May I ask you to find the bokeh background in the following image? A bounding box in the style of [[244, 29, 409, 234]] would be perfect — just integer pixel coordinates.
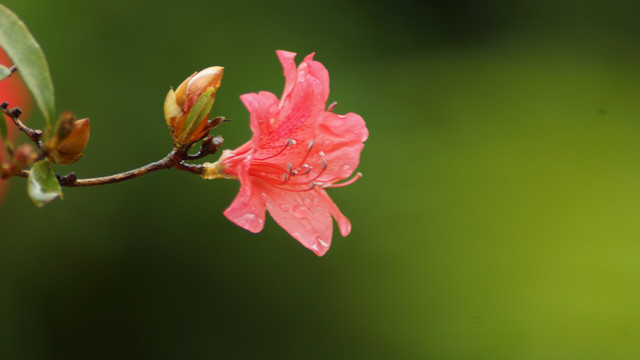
[[2, 0, 640, 358]]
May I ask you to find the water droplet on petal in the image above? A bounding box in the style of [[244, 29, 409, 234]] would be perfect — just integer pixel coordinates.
[[304, 198, 312, 208], [317, 238, 329, 248], [279, 203, 291, 212], [293, 205, 308, 219], [342, 165, 352, 173], [313, 198, 320, 206], [239, 213, 260, 225]]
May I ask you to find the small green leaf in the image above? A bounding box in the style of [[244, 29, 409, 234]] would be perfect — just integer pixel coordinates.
[[27, 160, 62, 207], [179, 87, 215, 144], [0, 65, 11, 80], [0, 4, 55, 130]]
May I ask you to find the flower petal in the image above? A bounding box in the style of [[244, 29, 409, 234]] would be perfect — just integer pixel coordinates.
[[271, 51, 329, 139], [276, 50, 298, 104], [223, 159, 267, 233], [300, 52, 330, 105], [314, 188, 352, 237], [240, 91, 280, 146], [316, 111, 369, 183], [264, 187, 336, 256]]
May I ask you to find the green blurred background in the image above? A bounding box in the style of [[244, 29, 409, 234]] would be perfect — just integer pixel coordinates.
[[2, 0, 640, 358]]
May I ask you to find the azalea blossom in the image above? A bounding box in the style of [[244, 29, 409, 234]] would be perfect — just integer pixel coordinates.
[[203, 50, 368, 256]]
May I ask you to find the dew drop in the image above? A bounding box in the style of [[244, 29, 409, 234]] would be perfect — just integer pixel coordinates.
[[317, 238, 329, 248], [279, 203, 291, 212], [239, 213, 261, 225], [313, 198, 320, 206], [293, 205, 308, 219], [304, 198, 312, 208], [342, 165, 352, 173]]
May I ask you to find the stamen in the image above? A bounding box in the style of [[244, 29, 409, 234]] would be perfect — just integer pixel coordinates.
[[279, 162, 293, 184], [267, 182, 319, 193], [323, 172, 362, 189], [278, 160, 327, 187], [327, 101, 338, 112], [297, 140, 315, 167], [301, 160, 326, 183], [254, 138, 295, 160]]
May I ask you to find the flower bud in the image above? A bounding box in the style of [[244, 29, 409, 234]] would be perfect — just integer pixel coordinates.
[[52, 111, 75, 143], [47, 117, 90, 165], [12, 144, 37, 171], [164, 66, 224, 147]]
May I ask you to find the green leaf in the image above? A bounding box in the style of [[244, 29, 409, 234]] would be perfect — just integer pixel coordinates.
[[27, 160, 62, 207], [0, 64, 11, 80], [0, 4, 55, 130], [179, 87, 215, 145]]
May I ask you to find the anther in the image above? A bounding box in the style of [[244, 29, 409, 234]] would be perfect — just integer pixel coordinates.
[[297, 140, 315, 167]]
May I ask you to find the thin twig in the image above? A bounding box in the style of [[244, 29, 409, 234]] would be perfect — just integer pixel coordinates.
[[14, 147, 208, 186], [186, 135, 223, 161], [2, 100, 219, 187], [0, 102, 44, 148], [58, 149, 180, 187]]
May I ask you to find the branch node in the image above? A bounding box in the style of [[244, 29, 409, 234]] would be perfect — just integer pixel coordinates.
[[57, 172, 77, 186]]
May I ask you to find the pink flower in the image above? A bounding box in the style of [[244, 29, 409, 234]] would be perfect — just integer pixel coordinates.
[[204, 50, 368, 256]]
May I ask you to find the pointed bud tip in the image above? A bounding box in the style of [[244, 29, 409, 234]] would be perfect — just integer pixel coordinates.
[[48, 118, 91, 165], [186, 66, 224, 102]]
